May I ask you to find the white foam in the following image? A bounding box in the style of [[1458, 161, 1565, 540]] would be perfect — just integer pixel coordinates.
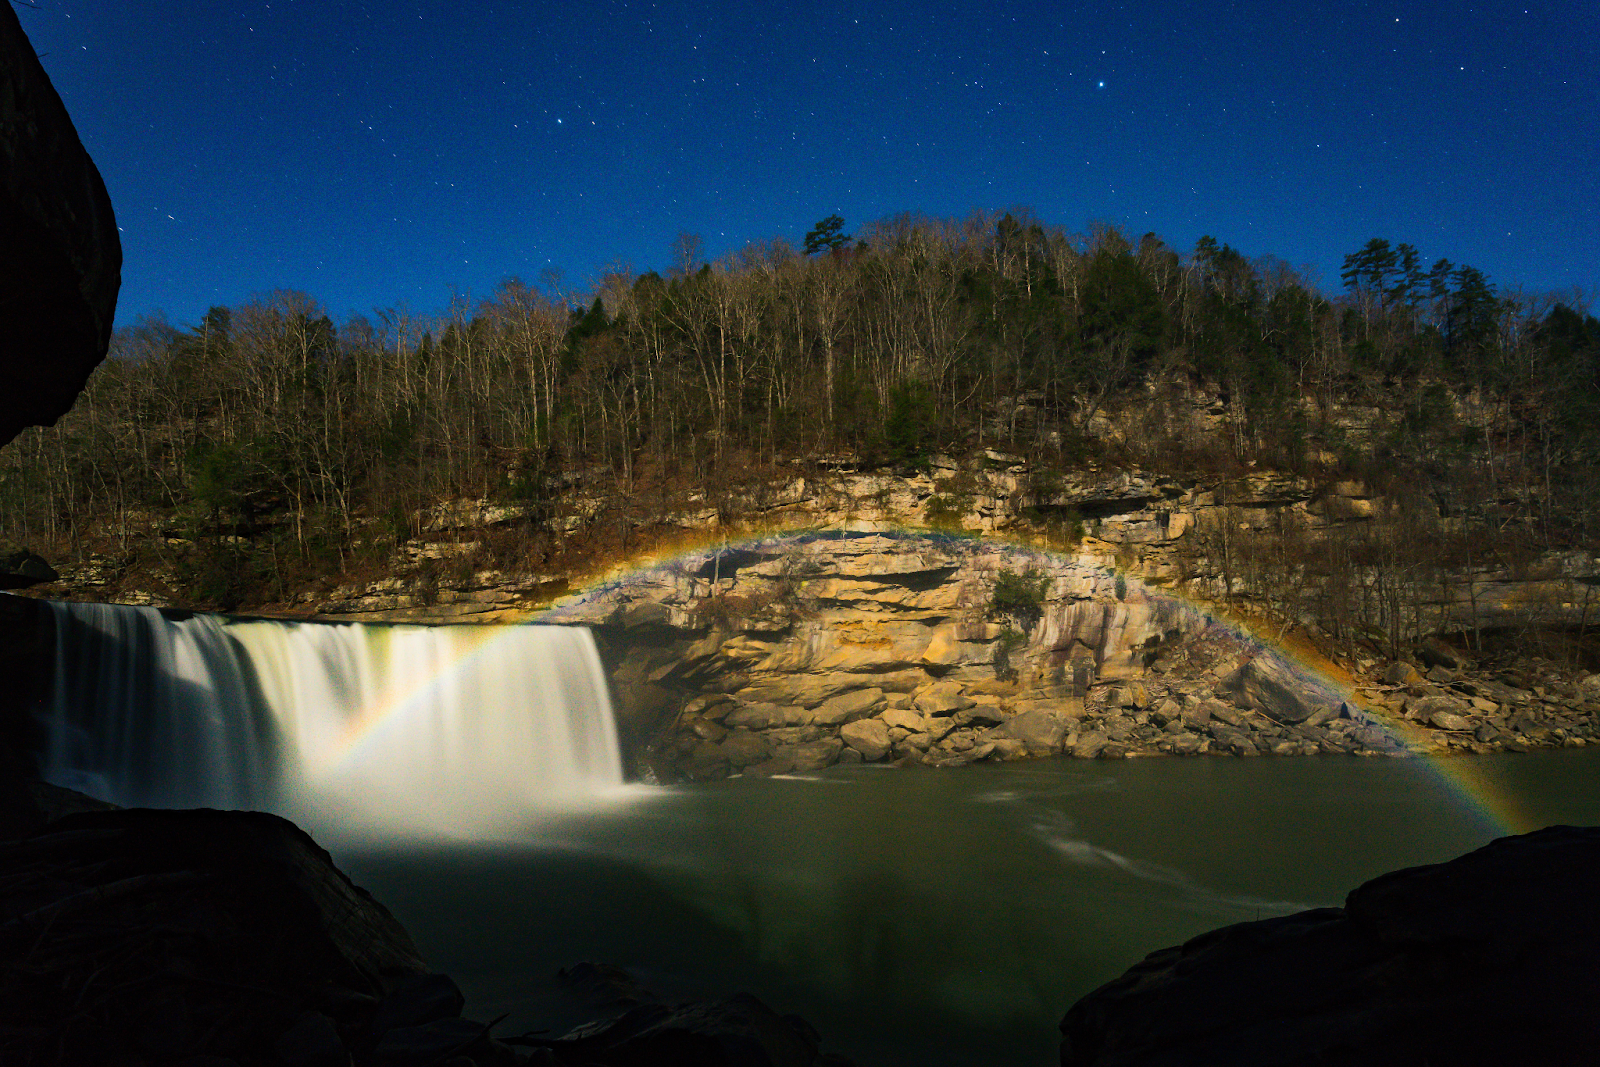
[[40, 602, 625, 839]]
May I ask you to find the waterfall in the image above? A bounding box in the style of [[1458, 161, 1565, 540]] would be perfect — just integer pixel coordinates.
[[39, 601, 624, 838]]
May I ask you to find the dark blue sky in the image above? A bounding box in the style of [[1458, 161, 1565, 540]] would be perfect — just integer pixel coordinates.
[[20, 0, 1599, 329]]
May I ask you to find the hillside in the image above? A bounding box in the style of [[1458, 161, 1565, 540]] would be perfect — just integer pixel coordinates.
[[2, 213, 1596, 658]]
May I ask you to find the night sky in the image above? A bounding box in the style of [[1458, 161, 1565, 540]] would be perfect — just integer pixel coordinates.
[[18, 0, 1599, 330]]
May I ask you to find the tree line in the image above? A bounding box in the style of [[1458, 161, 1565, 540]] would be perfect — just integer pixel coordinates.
[[0, 210, 1594, 610]]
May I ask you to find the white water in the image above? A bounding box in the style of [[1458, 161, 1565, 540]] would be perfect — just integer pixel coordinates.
[[40, 601, 624, 838]]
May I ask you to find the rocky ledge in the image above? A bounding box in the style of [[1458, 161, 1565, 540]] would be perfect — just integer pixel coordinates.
[[540, 532, 1600, 781], [1060, 825, 1600, 1066]]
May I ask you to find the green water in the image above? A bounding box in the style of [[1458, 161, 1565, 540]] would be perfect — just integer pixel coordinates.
[[337, 749, 1600, 1066]]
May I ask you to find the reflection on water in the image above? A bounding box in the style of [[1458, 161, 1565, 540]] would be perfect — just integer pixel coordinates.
[[335, 750, 1600, 1067]]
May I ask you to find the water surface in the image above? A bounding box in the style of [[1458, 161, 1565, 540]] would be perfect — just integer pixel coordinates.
[[337, 750, 1600, 1066]]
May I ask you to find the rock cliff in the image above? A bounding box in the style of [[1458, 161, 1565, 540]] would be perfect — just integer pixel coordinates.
[[531, 531, 1600, 780]]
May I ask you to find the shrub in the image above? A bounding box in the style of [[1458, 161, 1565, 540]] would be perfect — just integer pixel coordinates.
[[924, 494, 970, 532], [990, 568, 1051, 625]]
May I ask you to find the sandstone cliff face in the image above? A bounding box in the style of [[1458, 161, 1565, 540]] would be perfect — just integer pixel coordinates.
[[523, 531, 1599, 780], [539, 531, 1206, 777]]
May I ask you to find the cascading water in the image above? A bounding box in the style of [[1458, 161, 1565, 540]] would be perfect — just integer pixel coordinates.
[[38, 601, 624, 838]]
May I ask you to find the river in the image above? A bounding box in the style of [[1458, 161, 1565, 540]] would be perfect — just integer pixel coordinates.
[[335, 748, 1600, 1066]]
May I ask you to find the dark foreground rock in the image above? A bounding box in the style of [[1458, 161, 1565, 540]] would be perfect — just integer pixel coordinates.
[[0, 802, 849, 1067], [0, 807, 427, 1065], [515, 962, 852, 1067], [1060, 825, 1600, 1066], [0, 4, 122, 447]]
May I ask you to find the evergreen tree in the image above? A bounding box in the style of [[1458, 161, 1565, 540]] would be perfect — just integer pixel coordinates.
[[803, 215, 851, 256]]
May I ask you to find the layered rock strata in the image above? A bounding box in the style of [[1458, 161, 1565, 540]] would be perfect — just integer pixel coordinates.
[[542, 532, 1600, 781]]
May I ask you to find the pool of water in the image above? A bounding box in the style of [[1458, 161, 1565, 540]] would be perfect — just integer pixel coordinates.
[[334, 749, 1600, 1066]]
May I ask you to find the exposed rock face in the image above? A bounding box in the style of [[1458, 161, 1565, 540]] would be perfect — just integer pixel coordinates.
[[526, 530, 1596, 780], [548, 532, 1215, 778], [485, 529, 1600, 781], [0, 6, 121, 446], [1059, 825, 1600, 1067]]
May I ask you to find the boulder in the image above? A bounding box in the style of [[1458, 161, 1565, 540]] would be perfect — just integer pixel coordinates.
[[744, 756, 797, 777], [914, 680, 975, 714], [990, 737, 1027, 760], [1302, 704, 1341, 728], [1417, 638, 1471, 671], [369, 972, 465, 1035], [1203, 700, 1245, 727], [765, 726, 824, 744], [275, 1010, 348, 1067], [1168, 734, 1205, 756], [1383, 661, 1424, 687], [723, 702, 783, 730], [0, 6, 122, 446], [954, 701, 1007, 728], [810, 687, 885, 726], [839, 718, 891, 761], [683, 741, 731, 780], [1070, 730, 1109, 759], [1216, 653, 1339, 725], [533, 989, 834, 1066], [1060, 826, 1600, 1067], [1122, 682, 1149, 708], [1148, 698, 1182, 727], [1210, 728, 1259, 756], [689, 718, 728, 741], [882, 707, 925, 732], [900, 732, 934, 752], [372, 1016, 501, 1065], [719, 730, 772, 768], [1414, 695, 1471, 732], [1000, 708, 1070, 754], [779, 738, 844, 771], [0, 548, 57, 590]]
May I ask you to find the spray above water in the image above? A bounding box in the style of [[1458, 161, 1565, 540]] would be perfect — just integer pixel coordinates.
[[39, 602, 625, 840]]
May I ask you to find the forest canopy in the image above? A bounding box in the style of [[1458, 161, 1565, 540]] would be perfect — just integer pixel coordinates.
[[3, 210, 1595, 607]]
